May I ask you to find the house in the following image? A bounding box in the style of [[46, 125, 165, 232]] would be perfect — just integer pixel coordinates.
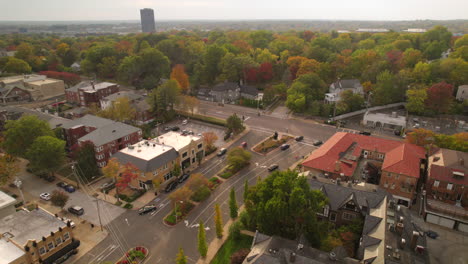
[[0, 75, 65, 101], [456, 85, 468, 101], [99, 91, 144, 110], [243, 231, 358, 264], [196, 88, 213, 101], [70, 62, 81, 72], [0, 84, 32, 103], [363, 111, 406, 131], [302, 132, 426, 207], [0, 207, 80, 264], [65, 81, 119, 107], [325, 79, 363, 104], [210, 81, 240, 103], [156, 131, 204, 172], [423, 149, 468, 231], [99, 91, 154, 124], [0, 106, 70, 131], [0, 191, 16, 219], [60, 115, 142, 167], [240, 84, 259, 100], [112, 139, 180, 190]]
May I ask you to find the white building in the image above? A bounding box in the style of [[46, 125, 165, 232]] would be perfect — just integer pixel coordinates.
[[363, 111, 407, 130], [157, 131, 204, 172], [325, 79, 364, 104]]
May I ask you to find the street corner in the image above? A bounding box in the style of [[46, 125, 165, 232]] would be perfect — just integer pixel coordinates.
[[66, 222, 110, 262]]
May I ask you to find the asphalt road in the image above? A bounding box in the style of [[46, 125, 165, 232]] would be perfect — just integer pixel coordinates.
[[75, 102, 342, 264]]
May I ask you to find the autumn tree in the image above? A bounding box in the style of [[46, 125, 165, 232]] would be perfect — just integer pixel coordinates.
[[229, 188, 238, 219], [51, 190, 69, 210], [102, 158, 123, 198], [176, 247, 187, 264], [169, 186, 193, 205], [425, 82, 454, 114], [27, 136, 66, 176], [3, 57, 31, 73], [116, 163, 139, 192], [214, 203, 224, 238], [198, 220, 208, 258], [406, 129, 436, 146], [406, 88, 427, 115], [185, 173, 209, 192], [0, 154, 19, 186], [170, 64, 190, 94], [98, 97, 136, 122], [227, 147, 252, 171], [202, 132, 218, 152], [178, 96, 199, 116]]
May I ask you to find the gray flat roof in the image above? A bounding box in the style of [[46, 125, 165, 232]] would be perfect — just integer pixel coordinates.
[[0, 238, 25, 264], [0, 191, 16, 210], [78, 122, 141, 146], [0, 208, 66, 246], [60, 114, 114, 129]]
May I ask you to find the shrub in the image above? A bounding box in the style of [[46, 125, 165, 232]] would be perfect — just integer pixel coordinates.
[[229, 221, 242, 241], [165, 213, 176, 225], [220, 171, 233, 179], [191, 186, 211, 202], [123, 203, 133, 209], [128, 249, 145, 261], [115, 201, 122, 206]]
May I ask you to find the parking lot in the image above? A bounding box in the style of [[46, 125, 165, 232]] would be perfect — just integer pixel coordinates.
[[154, 118, 226, 148]]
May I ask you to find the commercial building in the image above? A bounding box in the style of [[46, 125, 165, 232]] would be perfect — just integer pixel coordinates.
[[0, 207, 79, 264], [65, 81, 119, 107], [363, 111, 407, 131], [140, 8, 156, 33], [0, 75, 65, 101], [0, 190, 16, 220], [156, 131, 204, 172], [302, 132, 426, 207]]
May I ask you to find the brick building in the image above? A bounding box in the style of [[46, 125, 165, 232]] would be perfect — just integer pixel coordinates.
[[0, 75, 65, 101], [61, 115, 142, 167], [65, 81, 119, 107], [302, 132, 425, 207]]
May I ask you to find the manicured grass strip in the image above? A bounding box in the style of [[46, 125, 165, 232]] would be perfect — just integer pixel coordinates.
[[177, 111, 227, 127], [210, 234, 252, 264]]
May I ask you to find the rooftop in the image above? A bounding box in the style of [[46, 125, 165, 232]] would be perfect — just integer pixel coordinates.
[[0, 208, 66, 246], [156, 131, 201, 152], [78, 121, 141, 146], [67, 81, 117, 93], [102, 91, 143, 102], [0, 106, 70, 129], [112, 139, 179, 172], [0, 191, 16, 210], [60, 114, 114, 130], [0, 238, 25, 264], [26, 78, 63, 86]]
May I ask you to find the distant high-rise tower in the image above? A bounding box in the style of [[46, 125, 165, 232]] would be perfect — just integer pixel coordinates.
[[140, 8, 156, 33]]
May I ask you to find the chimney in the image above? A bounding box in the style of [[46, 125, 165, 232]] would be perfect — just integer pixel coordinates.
[[334, 161, 341, 172], [289, 252, 296, 263], [392, 112, 397, 118]]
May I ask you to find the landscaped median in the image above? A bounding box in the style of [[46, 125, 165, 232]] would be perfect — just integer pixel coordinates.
[[252, 134, 293, 155], [177, 110, 227, 127], [115, 246, 149, 264]]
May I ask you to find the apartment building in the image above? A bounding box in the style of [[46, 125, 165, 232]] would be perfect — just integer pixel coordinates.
[[65, 81, 119, 107]]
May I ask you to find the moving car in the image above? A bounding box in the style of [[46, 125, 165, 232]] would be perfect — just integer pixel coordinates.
[[313, 140, 323, 146], [40, 192, 51, 201], [268, 164, 279, 172], [164, 181, 178, 193], [56, 182, 67, 188], [64, 185, 76, 193], [138, 205, 158, 215], [178, 173, 190, 183], [280, 144, 290, 150], [240, 142, 248, 148], [217, 148, 227, 157], [68, 206, 84, 216], [295, 136, 304, 141]]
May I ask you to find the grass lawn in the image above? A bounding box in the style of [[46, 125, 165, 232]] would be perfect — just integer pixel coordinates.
[[210, 234, 252, 264]]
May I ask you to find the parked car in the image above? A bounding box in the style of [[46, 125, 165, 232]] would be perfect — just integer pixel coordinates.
[[164, 181, 178, 193], [64, 185, 76, 193], [313, 140, 323, 146], [60, 217, 76, 228], [44, 175, 56, 182], [40, 192, 51, 201], [217, 148, 227, 157], [359, 131, 371, 136], [394, 130, 401, 136], [182, 120, 188, 125], [68, 206, 84, 216], [295, 136, 304, 141], [280, 144, 290, 150], [178, 174, 190, 183], [56, 182, 67, 188], [425, 230, 439, 239], [188, 131, 194, 135], [100, 181, 115, 192], [171, 126, 180, 131], [138, 205, 158, 215], [241, 142, 248, 148], [268, 164, 279, 172], [164, 126, 171, 131]]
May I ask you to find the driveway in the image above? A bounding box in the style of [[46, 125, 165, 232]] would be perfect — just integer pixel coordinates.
[[17, 168, 125, 226]]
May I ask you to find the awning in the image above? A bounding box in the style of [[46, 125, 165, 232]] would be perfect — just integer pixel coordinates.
[[42, 240, 80, 264]]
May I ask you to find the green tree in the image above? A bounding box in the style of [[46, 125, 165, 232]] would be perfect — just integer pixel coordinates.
[[3, 115, 55, 157], [214, 203, 224, 238], [0, 155, 19, 186], [27, 136, 65, 176], [373, 70, 396, 106], [147, 80, 181, 114], [412, 62, 432, 84], [50, 190, 69, 209], [3, 57, 31, 73], [249, 31, 274, 49], [172, 163, 181, 177], [406, 88, 427, 115], [198, 220, 208, 258], [203, 45, 226, 84], [286, 73, 327, 113], [227, 147, 252, 172], [226, 114, 245, 135], [229, 188, 238, 219], [175, 247, 187, 264], [98, 97, 136, 122], [71, 141, 100, 181], [337, 90, 365, 114]]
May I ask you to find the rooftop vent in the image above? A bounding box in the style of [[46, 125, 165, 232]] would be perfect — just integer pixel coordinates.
[[128, 146, 135, 150], [112, 130, 116, 133]]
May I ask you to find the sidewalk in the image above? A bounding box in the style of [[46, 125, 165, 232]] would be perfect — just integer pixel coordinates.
[[69, 224, 109, 263], [132, 191, 157, 209]]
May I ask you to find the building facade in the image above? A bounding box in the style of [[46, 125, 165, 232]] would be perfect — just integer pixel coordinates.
[[0, 75, 64, 101], [65, 81, 119, 107], [140, 8, 156, 33], [156, 131, 204, 173]]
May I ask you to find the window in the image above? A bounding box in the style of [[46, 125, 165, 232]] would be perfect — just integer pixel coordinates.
[[182, 152, 188, 158], [138, 131, 142, 135], [124, 135, 129, 141], [395, 174, 400, 179], [378, 154, 384, 159], [434, 180, 440, 187], [56, 237, 62, 245], [164, 172, 172, 181], [95, 146, 103, 152], [330, 212, 337, 222], [387, 173, 391, 177], [343, 212, 355, 220], [198, 144, 202, 149], [164, 164, 167, 170], [153, 170, 158, 176], [322, 205, 329, 217], [39, 247, 46, 255], [63, 232, 70, 241], [384, 182, 388, 188], [192, 158, 196, 164], [192, 149, 195, 155], [47, 242, 55, 250], [447, 183, 453, 190], [391, 183, 395, 189]]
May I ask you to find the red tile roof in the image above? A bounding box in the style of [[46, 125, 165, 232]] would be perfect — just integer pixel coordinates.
[[428, 149, 467, 185], [302, 132, 425, 178]]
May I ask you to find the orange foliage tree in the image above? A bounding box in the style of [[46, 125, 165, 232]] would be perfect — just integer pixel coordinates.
[[202, 132, 218, 151], [170, 64, 190, 94]]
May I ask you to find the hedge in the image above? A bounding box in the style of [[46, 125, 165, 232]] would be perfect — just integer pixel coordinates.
[[177, 111, 227, 127]]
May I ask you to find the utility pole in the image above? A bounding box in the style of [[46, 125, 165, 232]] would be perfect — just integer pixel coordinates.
[[95, 199, 103, 231], [14, 178, 25, 204]]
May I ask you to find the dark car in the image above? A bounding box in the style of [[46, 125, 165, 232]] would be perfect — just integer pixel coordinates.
[[313, 140, 323, 146], [178, 174, 190, 183], [394, 130, 401, 136], [268, 164, 279, 172], [359, 131, 371, 136], [240, 142, 248, 148], [64, 185, 76, 193], [138, 205, 157, 215], [217, 148, 227, 157], [171, 126, 180, 131], [164, 181, 178, 193], [68, 206, 84, 216], [425, 230, 439, 239], [56, 182, 67, 188], [295, 136, 304, 141], [280, 144, 290, 150], [44, 175, 56, 182]]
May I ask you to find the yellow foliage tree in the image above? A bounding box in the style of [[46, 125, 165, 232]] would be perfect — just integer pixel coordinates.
[[170, 64, 190, 94]]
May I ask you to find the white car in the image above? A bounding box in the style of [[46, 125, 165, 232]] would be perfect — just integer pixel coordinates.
[[40, 192, 51, 201], [182, 120, 188, 125], [60, 217, 76, 228]]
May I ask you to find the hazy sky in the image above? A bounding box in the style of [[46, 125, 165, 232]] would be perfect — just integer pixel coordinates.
[[0, 0, 467, 21]]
